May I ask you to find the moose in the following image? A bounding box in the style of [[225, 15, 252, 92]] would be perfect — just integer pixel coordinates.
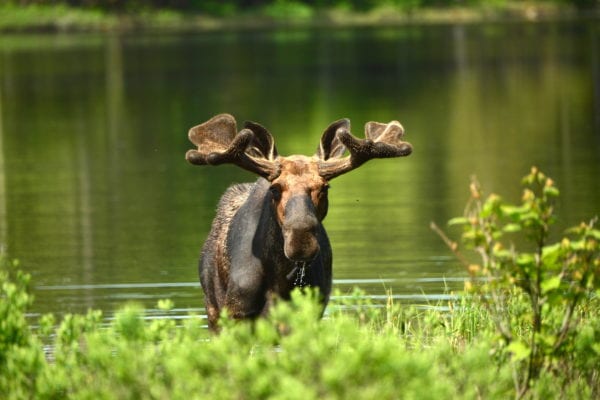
[[186, 113, 412, 331]]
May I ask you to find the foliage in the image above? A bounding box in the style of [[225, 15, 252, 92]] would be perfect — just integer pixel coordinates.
[[0, 264, 506, 399], [3, 0, 595, 13], [261, 0, 315, 19], [1, 0, 593, 31], [432, 167, 600, 398], [1, 167, 598, 399], [0, 263, 596, 398]]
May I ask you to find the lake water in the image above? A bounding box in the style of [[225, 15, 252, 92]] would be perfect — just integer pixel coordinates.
[[1, 21, 599, 324]]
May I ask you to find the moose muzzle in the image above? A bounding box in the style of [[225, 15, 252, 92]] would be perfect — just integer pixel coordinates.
[[282, 195, 320, 262]]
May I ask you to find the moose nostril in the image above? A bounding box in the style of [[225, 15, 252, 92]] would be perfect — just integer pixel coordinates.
[[283, 229, 320, 262]]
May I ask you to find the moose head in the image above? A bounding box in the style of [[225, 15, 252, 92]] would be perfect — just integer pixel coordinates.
[[186, 113, 412, 262]]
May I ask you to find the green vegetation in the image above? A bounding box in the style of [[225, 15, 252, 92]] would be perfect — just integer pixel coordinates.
[[1, 168, 598, 399], [0, 0, 596, 31], [432, 167, 600, 398]]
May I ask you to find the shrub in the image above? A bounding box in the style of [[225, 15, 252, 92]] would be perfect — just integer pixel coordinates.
[[1, 167, 598, 399], [432, 167, 600, 398]]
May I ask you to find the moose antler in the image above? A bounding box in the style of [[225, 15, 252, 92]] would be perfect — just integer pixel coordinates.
[[317, 119, 412, 180], [185, 114, 280, 180]]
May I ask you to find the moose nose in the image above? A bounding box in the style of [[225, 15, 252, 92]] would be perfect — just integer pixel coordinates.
[[283, 228, 320, 262], [282, 195, 320, 262]]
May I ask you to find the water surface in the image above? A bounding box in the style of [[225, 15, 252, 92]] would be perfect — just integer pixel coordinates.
[[1, 22, 598, 322]]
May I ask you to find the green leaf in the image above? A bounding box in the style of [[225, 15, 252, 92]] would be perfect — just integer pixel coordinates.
[[500, 204, 529, 218], [507, 340, 531, 361], [516, 254, 535, 267], [520, 211, 540, 222], [541, 276, 561, 294], [502, 223, 522, 233], [157, 299, 174, 311], [448, 217, 469, 226], [542, 243, 563, 267], [536, 333, 557, 348], [481, 194, 502, 217], [588, 229, 600, 241], [494, 249, 513, 260], [570, 239, 586, 251], [543, 186, 560, 197]]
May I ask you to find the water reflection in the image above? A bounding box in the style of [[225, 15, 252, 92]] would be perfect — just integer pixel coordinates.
[[1, 22, 599, 321]]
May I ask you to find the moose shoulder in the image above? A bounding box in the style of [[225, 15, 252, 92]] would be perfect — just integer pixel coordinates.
[[186, 114, 412, 331]]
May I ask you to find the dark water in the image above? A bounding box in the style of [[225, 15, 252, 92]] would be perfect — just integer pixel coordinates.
[[1, 21, 599, 323]]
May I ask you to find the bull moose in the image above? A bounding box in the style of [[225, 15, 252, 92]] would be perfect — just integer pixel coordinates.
[[186, 113, 412, 331]]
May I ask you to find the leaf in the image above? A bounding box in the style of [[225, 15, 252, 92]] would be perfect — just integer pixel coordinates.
[[536, 333, 557, 348], [541, 276, 561, 294], [500, 204, 529, 219], [481, 194, 502, 217], [448, 217, 469, 226], [493, 249, 513, 261], [503, 223, 522, 233], [507, 340, 531, 361], [520, 211, 540, 222], [588, 229, 600, 241], [542, 243, 563, 268], [543, 185, 560, 198], [516, 254, 535, 267]]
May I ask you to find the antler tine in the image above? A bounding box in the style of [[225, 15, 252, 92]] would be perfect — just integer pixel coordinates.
[[185, 114, 280, 180], [318, 120, 412, 180], [207, 128, 280, 180]]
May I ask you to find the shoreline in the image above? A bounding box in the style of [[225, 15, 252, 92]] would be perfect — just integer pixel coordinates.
[[1, 3, 598, 33]]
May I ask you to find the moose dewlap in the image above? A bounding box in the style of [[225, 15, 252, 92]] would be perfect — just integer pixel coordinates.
[[186, 113, 412, 331]]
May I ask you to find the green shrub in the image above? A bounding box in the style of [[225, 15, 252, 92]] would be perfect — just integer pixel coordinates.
[[433, 167, 600, 398], [1, 167, 598, 399]]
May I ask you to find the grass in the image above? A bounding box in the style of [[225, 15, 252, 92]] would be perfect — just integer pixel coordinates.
[[0, 1, 585, 32]]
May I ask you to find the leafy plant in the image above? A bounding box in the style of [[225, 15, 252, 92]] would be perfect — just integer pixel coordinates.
[[2, 166, 599, 400], [432, 167, 600, 398]]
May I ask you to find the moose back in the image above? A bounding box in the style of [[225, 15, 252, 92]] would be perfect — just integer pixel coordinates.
[[186, 114, 412, 331]]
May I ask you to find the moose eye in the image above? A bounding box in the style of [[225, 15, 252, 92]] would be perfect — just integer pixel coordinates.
[[269, 185, 282, 201]]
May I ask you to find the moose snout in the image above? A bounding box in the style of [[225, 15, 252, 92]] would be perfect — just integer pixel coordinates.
[[282, 195, 321, 262], [283, 227, 320, 262]]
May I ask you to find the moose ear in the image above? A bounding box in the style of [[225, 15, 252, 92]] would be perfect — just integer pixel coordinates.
[[316, 118, 350, 160], [244, 121, 278, 160]]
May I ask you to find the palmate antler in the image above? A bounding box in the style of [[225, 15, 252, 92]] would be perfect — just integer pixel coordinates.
[[186, 114, 412, 182], [185, 114, 281, 180], [317, 119, 413, 180]]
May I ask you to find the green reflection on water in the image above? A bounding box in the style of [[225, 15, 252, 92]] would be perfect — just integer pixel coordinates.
[[0, 22, 598, 317]]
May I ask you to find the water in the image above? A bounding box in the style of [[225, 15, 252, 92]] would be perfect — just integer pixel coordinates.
[[1, 21, 599, 322]]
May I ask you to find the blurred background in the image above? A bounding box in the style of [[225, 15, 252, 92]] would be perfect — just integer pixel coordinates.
[[0, 1, 598, 325]]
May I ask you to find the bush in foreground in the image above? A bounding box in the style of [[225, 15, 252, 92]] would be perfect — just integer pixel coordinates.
[[1, 167, 598, 399]]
